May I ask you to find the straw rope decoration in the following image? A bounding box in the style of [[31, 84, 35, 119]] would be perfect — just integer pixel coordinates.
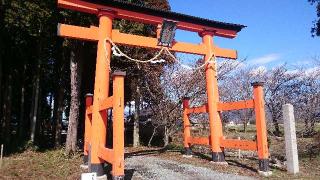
[[104, 37, 217, 70]]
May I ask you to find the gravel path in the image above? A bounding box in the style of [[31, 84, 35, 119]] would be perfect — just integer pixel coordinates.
[[124, 155, 254, 180]]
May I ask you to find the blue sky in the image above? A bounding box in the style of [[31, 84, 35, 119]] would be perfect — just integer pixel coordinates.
[[169, 0, 319, 69]]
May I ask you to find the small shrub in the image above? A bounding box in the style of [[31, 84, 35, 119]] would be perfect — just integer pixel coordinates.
[[24, 140, 40, 151], [164, 143, 184, 151]]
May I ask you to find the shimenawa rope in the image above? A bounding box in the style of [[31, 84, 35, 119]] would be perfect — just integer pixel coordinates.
[[104, 37, 217, 70]]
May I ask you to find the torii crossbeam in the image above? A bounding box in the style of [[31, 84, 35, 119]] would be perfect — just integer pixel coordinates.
[[57, 0, 271, 179]]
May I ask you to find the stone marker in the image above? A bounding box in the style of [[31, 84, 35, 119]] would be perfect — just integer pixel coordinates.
[[81, 172, 96, 180], [282, 104, 299, 174]]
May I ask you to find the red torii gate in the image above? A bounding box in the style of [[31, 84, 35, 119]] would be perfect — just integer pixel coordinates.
[[57, 0, 271, 179]]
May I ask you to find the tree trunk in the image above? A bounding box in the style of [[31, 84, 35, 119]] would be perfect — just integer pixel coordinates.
[[35, 88, 42, 144], [53, 85, 64, 147], [310, 122, 315, 133], [0, 54, 2, 137], [0, 1, 5, 138], [163, 127, 169, 147], [29, 74, 36, 137], [18, 64, 26, 141], [148, 127, 157, 147], [52, 39, 66, 148], [272, 114, 280, 136], [30, 29, 43, 143], [0, 53, 2, 101], [30, 58, 41, 143], [52, 39, 65, 148], [243, 121, 247, 133], [304, 118, 310, 133], [65, 42, 83, 155], [243, 110, 248, 133], [1, 71, 12, 146], [133, 85, 141, 147]]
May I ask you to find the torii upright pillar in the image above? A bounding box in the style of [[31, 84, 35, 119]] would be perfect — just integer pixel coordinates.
[[90, 10, 114, 177], [201, 32, 226, 163]]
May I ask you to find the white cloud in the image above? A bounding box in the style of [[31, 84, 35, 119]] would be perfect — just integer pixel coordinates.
[[249, 53, 281, 65]]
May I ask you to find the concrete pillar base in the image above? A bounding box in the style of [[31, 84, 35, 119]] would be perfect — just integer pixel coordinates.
[[83, 155, 88, 164], [210, 161, 229, 166], [211, 152, 225, 162], [90, 163, 105, 177], [259, 159, 270, 172], [80, 164, 89, 170], [112, 175, 124, 180], [184, 147, 192, 155], [182, 155, 193, 158], [258, 170, 272, 177], [96, 174, 108, 180]]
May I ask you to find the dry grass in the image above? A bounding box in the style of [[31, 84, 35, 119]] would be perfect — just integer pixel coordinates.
[[0, 149, 82, 180]]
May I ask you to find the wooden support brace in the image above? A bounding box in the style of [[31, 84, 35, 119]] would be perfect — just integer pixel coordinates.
[[220, 138, 257, 151], [98, 146, 114, 163], [112, 30, 207, 55], [87, 105, 93, 115], [57, 23, 98, 41], [217, 99, 254, 111], [213, 46, 238, 60], [84, 141, 89, 152], [84, 93, 93, 157], [99, 96, 113, 111], [57, 23, 238, 59], [185, 104, 208, 114], [188, 136, 210, 146]]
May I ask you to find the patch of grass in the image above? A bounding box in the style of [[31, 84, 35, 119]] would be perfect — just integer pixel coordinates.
[[164, 144, 184, 152], [0, 149, 82, 179], [315, 123, 320, 132]]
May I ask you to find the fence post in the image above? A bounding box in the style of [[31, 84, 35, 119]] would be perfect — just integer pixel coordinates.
[[111, 71, 126, 179], [82, 93, 93, 169], [282, 104, 299, 174], [238, 137, 241, 159], [252, 82, 272, 176], [183, 97, 192, 157], [0, 144, 3, 168]]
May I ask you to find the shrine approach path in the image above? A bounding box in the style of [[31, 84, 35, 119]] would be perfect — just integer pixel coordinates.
[[124, 155, 253, 180]]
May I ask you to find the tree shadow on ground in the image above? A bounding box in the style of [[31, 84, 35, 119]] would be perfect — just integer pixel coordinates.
[[226, 160, 257, 173], [125, 149, 161, 159], [192, 151, 212, 161], [124, 147, 181, 159], [192, 152, 260, 173]]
